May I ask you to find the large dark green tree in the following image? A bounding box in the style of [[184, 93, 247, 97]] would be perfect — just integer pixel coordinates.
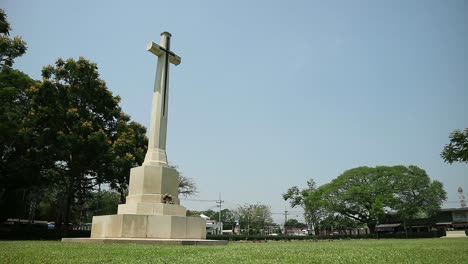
[[441, 128, 468, 165], [0, 68, 38, 222], [319, 166, 395, 232], [84, 190, 121, 221], [391, 165, 447, 234], [0, 9, 42, 222], [103, 116, 147, 203], [26, 57, 129, 232], [287, 165, 447, 233]]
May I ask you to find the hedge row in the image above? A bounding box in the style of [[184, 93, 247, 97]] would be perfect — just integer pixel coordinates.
[[2, 224, 465, 240], [0, 225, 90, 240], [206, 231, 453, 241]]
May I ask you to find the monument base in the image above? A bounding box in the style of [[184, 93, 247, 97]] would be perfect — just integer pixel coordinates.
[[90, 214, 206, 239], [441, 230, 467, 238], [62, 238, 227, 246]]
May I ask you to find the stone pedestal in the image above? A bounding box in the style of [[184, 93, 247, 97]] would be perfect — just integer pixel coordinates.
[[89, 164, 206, 240], [91, 214, 206, 239], [442, 230, 467, 238]]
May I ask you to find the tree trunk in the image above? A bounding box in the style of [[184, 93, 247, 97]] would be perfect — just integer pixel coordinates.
[[367, 222, 376, 233], [404, 220, 408, 238], [314, 229, 319, 236], [61, 189, 73, 237], [54, 192, 65, 232], [61, 171, 76, 237]]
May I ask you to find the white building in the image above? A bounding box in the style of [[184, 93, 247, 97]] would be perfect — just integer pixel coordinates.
[[200, 214, 223, 235]]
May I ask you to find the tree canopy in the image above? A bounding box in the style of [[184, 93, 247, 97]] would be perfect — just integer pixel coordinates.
[[24, 57, 139, 232], [0, 9, 39, 222], [441, 128, 468, 165], [0, 68, 37, 222], [285, 165, 446, 233], [283, 179, 326, 235], [284, 218, 307, 229], [234, 203, 273, 235]]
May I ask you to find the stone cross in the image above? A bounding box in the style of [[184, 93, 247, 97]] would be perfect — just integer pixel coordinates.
[[144, 32, 181, 166], [85, 32, 211, 242]]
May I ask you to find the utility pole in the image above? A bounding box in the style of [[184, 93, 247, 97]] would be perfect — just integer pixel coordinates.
[[216, 193, 224, 235], [284, 207, 288, 235], [216, 193, 224, 222]]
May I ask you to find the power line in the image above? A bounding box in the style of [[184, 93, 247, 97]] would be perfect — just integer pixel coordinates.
[[181, 195, 225, 222], [181, 199, 218, 202]]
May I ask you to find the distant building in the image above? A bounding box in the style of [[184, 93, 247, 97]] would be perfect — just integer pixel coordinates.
[[200, 214, 223, 235], [376, 207, 468, 233], [435, 208, 468, 230]]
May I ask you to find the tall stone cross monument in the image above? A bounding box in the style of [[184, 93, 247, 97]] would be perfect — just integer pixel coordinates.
[[144, 31, 180, 167], [88, 32, 207, 241]]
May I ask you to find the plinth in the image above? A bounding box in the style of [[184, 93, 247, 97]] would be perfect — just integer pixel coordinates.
[[63, 164, 211, 244], [88, 164, 206, 240]]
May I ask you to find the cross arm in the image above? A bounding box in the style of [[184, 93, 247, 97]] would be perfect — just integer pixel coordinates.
[[147, 41, 181, 65]]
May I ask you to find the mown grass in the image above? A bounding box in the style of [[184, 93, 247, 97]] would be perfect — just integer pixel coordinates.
[[0, 238, 466, 263]]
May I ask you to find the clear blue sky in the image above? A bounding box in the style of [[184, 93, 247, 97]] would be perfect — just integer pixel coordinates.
[[4, 0, 467, 223]]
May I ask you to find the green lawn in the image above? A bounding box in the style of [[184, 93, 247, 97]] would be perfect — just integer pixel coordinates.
[[0, 238, 466, 263]]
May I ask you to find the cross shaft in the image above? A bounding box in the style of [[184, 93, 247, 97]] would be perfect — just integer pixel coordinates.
[[144, 32, 181, 166]]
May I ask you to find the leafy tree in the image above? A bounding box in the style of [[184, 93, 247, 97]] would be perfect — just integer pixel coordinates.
[[318, 166, 397, 232], [0, 10, 39, 221], [84, 190, 121, 221], [36, 188, 122, 224], [317, 165, 446, 233], [284, 218, 307, 229], [104, 117, 147, 203], [0, 69, 38, 222], [27, 57, 126, 233], [391, 165, 447, 235], [218, 209, 236, 230], [283, 179, 327, 235], [318, 213, 362, 235], [0, 9, 27, 70], [234, 203, 273, 235], [441, 128, 468, 165]]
